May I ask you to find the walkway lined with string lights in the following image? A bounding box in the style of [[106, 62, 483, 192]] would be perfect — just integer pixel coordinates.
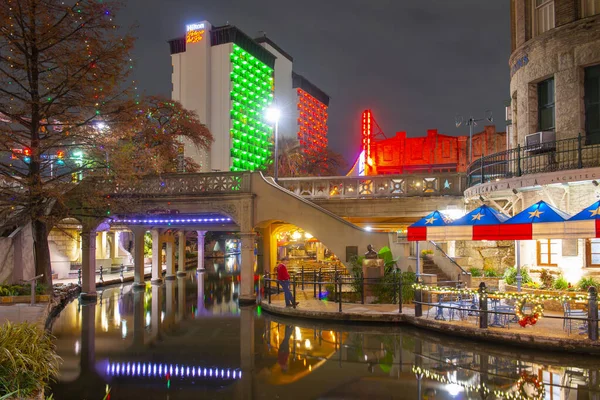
[[260, 289, 600, 354]]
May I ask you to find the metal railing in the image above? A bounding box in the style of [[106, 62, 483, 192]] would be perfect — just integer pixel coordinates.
[[413, 282, 599, 341], [278, 172, 466, 199], [467, 133, 600, 187], [428, 240, 470, 278], [262, 271, 412, 314]]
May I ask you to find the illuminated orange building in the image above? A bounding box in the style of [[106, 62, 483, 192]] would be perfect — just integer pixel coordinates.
[[351, 109, 506, 176]]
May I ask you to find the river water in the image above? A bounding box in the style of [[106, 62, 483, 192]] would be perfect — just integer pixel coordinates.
[[49, 268, 600, 399]]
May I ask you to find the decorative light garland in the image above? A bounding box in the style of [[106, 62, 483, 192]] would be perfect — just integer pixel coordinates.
[[515, 296, 544, 327], [516, 371, 545, 399], [412, 284, 590, 302], [411, 365, 545, 400]]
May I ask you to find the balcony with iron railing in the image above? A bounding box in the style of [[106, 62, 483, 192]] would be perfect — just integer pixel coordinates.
[[467, 133, 600, 188]]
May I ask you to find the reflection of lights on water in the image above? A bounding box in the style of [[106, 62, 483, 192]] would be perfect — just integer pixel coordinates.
[[101, 307, 109, 332], [121, 320, 128, 339], [304, 339, 311, 350], [114, 304, 121, 327], [446, 383, 463, 397], [309, 365, 312, 371], [105, 362, 242, 379], [161, 311, 165, 323], [145, 311, 151, 327], [364, 355, 368, 361], [295, 327, 302, 340], [74, 340, 80, 355]]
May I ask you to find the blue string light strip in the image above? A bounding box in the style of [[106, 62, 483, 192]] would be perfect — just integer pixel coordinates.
[[111, 214, 233, 225], [105, 361, 242, 380]]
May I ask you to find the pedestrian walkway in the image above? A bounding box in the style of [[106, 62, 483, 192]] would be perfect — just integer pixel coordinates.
[[55, 265, 168, 287], [260, 289, 600, 355], [0, 303, 48, 327]]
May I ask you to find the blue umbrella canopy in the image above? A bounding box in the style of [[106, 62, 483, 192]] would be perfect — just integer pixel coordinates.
[[450, 205, 509, 226], [504, 200, 571, 224], [409, 210, 453, 227], [570, 201, 600, 220]]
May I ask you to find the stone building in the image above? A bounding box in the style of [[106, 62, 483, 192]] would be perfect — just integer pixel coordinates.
[[509, 0, 600, 146], [462, 1, 600, 284]]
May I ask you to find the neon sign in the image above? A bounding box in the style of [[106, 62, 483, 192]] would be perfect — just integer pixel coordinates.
[[186, 22, 205, 44], [186, 23, 205, 32]]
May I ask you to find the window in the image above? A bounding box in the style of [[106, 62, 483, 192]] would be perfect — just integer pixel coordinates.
[[537, 239, 559, 266], [585, 65, 600, 144], [534, 0, 555, 36], [583, 0, 600, 17], [538, 78, 555, 131], [587, 239, 600, 266]]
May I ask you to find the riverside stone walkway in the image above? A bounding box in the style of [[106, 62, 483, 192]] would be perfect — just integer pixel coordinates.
[[261, 289, 600, 354]]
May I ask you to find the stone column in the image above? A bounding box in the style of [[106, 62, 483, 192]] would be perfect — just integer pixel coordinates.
[[239, 232, 256, 305], [197, 230, 207, 271], [80, 228, 97, 300], [177, 231, 186, 276], [97, 231, 107, 260], [109, 231, 119, 260], [151, 229, 162, 284], [165, 235, 176, 280], [131, 227, 146, 288]]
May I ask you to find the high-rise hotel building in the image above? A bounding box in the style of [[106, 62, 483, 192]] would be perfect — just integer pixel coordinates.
[[169, 21, 330, 172]]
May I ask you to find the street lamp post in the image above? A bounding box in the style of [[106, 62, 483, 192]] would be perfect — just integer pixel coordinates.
[[265, 107, 281, 182], [455, 111, 493, 164]]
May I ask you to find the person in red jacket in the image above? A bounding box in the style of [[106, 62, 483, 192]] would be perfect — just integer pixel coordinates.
[[276, 258, 298, 308]]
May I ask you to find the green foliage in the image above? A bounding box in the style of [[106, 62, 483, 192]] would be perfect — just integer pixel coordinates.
[[578, 277, 599, 291], [524, 281, 541, 289], [349, 255, 364, 296], [483, 266, 500, 277], [539, 269, 555, 289], [0, 284, 47, 297], [0, 322, 60, 398], [373, 271, 416, 304], [468, 267, 482, 277], [144, 232, 152, 257], [400, 271, 417, 304], [325, 284, 335, 299], [503, 266, 532, 285], [377, 246, 399, 268], [553, 275, 569, 290]]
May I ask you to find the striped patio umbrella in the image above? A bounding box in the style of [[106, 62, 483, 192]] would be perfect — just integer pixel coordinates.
[[565, 201, 600, 238], [407, 210, 453, 241], [446, 205, 510, 241], [499, 200, 571, 240]]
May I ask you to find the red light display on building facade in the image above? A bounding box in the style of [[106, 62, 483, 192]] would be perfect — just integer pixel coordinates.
[[297, 88, 328, 157], [352, 109, 506, 176]]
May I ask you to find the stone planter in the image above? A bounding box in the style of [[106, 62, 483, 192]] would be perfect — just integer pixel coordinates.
[[0, 295, 51, 304]]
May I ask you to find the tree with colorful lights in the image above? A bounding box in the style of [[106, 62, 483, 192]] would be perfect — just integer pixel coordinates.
[[0, 0, 212, 290]]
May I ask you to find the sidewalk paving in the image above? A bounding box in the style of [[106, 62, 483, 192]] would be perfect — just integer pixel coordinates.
[[261, 289, 600, 354]]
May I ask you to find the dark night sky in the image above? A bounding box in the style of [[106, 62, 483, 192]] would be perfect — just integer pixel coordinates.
[[118, 0, 511, 166]]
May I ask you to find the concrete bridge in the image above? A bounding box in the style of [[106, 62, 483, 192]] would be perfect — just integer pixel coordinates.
[[278, 173, 466, 230], [76, 172, 392, 303]]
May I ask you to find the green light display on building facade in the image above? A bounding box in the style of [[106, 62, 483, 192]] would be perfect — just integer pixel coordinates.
[[229, 44, 274, 171]]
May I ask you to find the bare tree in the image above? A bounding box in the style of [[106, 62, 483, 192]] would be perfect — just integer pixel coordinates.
[[0, 1, 212, 289]]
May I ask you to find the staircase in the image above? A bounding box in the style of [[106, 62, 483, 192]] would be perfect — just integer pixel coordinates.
[[422, 257, 453, 285]]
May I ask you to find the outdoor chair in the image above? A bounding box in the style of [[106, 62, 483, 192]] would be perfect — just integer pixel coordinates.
[[562, 301, 587, 335]]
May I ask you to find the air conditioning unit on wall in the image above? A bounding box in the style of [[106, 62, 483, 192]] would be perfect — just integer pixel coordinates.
[[525, 130, 555, 153]]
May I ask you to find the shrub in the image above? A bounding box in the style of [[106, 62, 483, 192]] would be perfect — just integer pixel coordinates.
[[539, 269, 555, 289], [483, 266, 500, 278], [578, 277, 599, 291], [400, 271, 416, 304], [324, 284, 335, 300], [0, 322, 60, 398], [503, 266, 532, 285], [468, 267, 482, 277], [420, 249, 434, 258], [524, 281, 541, 289], [553, 275, 569, 290]]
